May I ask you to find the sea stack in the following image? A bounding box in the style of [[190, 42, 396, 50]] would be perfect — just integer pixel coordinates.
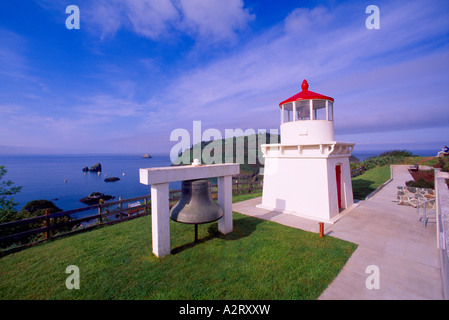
[[104, 177, 120, 182], [82, 163, 102, 172], [90, 163, 102, 172]]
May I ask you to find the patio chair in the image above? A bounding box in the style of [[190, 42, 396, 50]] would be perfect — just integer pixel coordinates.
[[416, 198, 436, 228]]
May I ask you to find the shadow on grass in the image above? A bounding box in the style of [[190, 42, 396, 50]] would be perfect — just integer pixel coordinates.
[[352, 179, 376, 200], [171, 216, 265, 255]]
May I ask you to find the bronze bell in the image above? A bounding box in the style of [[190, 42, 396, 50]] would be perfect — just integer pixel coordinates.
[[170, 179, 223, 242]]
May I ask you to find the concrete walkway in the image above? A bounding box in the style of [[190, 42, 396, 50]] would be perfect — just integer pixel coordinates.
[[232, 165, 444, 300]]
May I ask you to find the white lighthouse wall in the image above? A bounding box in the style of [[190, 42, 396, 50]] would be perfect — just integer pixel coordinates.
[[340, 157, 354, 209], [261, 157, 334, 222], [325, 156, 354, 218], [260, 154, 354, 223], [281, 120, 334, 145]]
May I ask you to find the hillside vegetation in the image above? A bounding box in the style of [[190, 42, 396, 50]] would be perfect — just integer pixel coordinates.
[[173, 133, 280, 175]]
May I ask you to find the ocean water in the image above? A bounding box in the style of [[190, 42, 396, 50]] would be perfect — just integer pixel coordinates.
[[0, 154, 180, 215]]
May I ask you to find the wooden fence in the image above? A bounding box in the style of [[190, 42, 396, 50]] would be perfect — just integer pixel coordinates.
[[0, 175, 262, 256], [351, 166, 366, 178]]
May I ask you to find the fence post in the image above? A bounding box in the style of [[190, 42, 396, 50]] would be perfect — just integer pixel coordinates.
[[44, 209, 50, 239], [119, 196, 123, 220], [144, 197, 148, 213], [98, 199, 104, 224]]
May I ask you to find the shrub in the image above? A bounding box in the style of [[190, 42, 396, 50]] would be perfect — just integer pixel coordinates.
[[1, 200, 73, 248], [442, 159, 449, 172], [0, 166, 22, 223], [351, 149, 415, 177], [349, 155, 360, 163], [20, 199, 62, 215], [378, 149, 415, 157], [405, 178, 434, 189], [362, 155, 401, 171]]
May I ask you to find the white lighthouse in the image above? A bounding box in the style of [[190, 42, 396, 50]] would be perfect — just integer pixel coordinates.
[[258, 80, 355, 223]]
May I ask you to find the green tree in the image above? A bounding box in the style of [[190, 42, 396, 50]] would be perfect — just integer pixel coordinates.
[[0, 165, 22, 224]]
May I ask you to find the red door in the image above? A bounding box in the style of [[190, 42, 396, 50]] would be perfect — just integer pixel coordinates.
[[336, 165, 342, 209]]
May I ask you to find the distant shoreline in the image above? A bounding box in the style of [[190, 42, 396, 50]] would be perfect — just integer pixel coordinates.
[[0, 149, 439, 160], [351, 149, 438, 161], [0, 152, 169, 157], [0, 150, 440, 212]]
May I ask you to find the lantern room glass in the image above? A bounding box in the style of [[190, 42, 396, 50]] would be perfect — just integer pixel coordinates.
[[296, 100, 310, 120], [282, 102, 293, 123], [281, 99, 333, 123], [327, 101, 333, 121], [312, 100, 326, 120]]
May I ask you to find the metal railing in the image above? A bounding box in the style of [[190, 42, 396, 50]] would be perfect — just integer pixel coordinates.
[[435, 169, 449, 300], [0, 175, 263, 257]]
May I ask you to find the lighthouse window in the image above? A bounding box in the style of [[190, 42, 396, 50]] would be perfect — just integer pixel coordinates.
[[312, 100, 326, 120], [283, 102, 293, 122], [328, 102, 333, 121], [296, 100, 310, 120]]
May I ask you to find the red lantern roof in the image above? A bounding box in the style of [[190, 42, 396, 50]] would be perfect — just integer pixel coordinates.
[[279, 80, 334, 107]]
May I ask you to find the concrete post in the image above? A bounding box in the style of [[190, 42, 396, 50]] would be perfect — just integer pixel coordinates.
[[218, 175, 233, 235], [151, 182, 170, 258]]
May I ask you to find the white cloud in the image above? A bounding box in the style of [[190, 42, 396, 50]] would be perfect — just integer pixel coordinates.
[[5, 0, 449, 153], [135, 0, 449, 140], [0, 29, 33, 80], [75, 94, 144, 117], [82, 0, 253, 42], [178, 0, 254, 42], [284, 6, 332, 34], [124, 0, 180, 39]]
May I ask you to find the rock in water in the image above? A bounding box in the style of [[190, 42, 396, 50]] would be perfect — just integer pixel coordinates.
[[89, 163, 102, 172], [104, 177, 120, 182], [143, 153, 152, 158], [82, 166, 89, 172], [80, 192, 115, 205]]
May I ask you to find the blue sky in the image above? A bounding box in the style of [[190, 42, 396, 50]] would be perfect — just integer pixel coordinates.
[[1, 0, 448, 155]]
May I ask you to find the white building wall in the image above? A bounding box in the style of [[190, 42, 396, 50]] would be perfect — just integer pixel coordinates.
[[281, 120, 334, 145], [260, 149, 354, 223], [261, 157, 333, 222], [325, 156, 354, 221]]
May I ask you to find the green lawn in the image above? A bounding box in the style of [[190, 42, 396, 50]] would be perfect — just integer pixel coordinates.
[[232, 190, 262, 203], [351, 165, 391, 200], [417, 157, 440, 167], [0, 192, 356, 300]]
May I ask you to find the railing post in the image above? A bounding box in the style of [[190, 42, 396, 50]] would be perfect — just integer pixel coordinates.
[[98, 199, 104, 224], [119, 196, 123, 220], [44, 209, 50, 239], [144, 197, 148, 213]]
